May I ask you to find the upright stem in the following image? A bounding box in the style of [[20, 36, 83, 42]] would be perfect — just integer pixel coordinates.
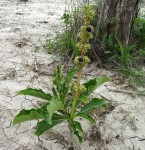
[[70, 66, 83, 119], [77, 66, 83, 86], [70, 4, 95, 120], [70, 92, 78, 118]]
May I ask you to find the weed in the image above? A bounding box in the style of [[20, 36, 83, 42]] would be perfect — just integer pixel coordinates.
[[13, 5, 109, 145], [46, 39, 55, 54], [46, 1, 91, 58], [103, 34, 136, 66], [123, 68, 145, 86]]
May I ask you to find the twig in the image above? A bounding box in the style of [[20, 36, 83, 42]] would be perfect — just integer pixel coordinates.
[[107, 87, 145, 96]]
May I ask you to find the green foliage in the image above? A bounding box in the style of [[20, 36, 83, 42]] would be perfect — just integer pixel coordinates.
[[78, 98, 108, 114], [76, 113, 95, 123], [105, 34, 145, 85], [46, 2, 93, 57], [13, 66, 108, 142], [13, 4, 109, 144], [13, 108, 44, 125], [102, 13, 145, 86], [61, 13, 71, 24], [69, 120, 83, 143], [105, 35, 136, 66], [19, 88, 52, 101], [123, 68, 145, 86], [46, 0, 145, 88], [134, 13, 145, 48], [46, 29, 79, 57], [35, 118, 65, 136], [82, 77, 109, 97]]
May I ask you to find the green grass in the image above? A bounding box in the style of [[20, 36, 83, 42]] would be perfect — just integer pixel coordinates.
[[123, 68, 145, 86]]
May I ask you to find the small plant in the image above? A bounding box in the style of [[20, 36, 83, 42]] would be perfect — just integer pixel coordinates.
[[104, 34, 136, 66], [46, 3, 82, 58], [13, 5, 109, 144]]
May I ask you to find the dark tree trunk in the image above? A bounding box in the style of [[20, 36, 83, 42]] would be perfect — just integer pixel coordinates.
[[99, 0, 140, 45]]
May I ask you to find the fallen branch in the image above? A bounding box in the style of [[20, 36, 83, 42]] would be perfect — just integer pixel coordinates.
[[107, 87, 145, 96]]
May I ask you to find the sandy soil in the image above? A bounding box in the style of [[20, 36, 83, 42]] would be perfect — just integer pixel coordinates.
[[0, 0, 145, 150]]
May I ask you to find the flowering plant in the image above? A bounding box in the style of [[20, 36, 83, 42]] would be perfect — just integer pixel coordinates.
[[13, 4, 109, 143]]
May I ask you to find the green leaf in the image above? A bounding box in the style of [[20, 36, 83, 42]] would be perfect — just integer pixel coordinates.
[[64, 98, 71, 108], [35, 119, 65, 136], [46, 98, 64, 124], [51, 113, 66, 120], [76, 113, 95, 123], [79, 98, 108, 114], [76, 76, 109, 107], [18, 88, 52, 101], [82, 76, 109, 97], [13, 109, 44, 125], [69, 120, 83, 143], [78, 95, 89, 103]]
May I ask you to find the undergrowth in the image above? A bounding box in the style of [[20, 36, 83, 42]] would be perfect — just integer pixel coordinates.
[[46, 1, 83, 58]]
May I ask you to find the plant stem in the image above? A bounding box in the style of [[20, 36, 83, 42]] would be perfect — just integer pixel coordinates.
[[70, 92, 78, 118], [77, 66, 83, 86], [70, 66, 83, 119]]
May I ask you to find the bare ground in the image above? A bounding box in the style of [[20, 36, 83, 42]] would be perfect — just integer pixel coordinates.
[[0, 0, 145, 150]]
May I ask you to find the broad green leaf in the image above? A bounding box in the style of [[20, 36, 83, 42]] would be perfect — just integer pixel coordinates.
[[35, 119, 65, 136], [69, 120, 83, 143], [19, 88, 52, 101], [13, 109, 44, 125], [46, 98, 64, 124], [76, 76, 109, 107], [82, 76, 109, 96], [79, 98, 108, 114], [76, 113, 95, 123], [78, 95, 89, 103]]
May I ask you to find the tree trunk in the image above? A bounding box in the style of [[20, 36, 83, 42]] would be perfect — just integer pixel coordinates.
[[99, 0, 140, 45]]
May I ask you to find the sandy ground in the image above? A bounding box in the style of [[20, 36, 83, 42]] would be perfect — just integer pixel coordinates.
[[0, 0, 145, 150]]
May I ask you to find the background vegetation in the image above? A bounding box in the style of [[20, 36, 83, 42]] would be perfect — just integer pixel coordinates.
[[46, 0, 145, 86]]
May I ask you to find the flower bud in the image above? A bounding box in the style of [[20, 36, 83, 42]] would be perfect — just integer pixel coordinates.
[[83, 56, 90, 63], [80, 85, 86, 93], [74, 56, 79, 65]]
